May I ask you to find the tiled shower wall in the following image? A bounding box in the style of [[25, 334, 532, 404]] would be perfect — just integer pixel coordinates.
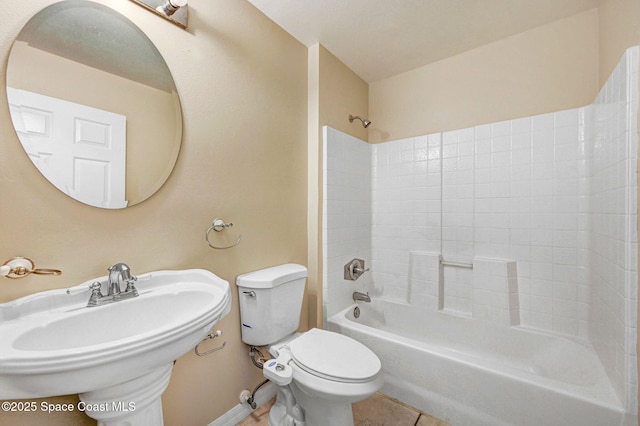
[[322, 127, 372, 319], [369, 107, 595, 332], [324, 46, 638, 410], [587, 47, 639, 410]]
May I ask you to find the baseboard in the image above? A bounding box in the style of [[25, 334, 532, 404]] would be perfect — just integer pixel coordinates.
[[208, 382, 276, 426]]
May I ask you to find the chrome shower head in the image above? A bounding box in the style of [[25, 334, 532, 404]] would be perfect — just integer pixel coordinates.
[[349, 114, 371, 128]]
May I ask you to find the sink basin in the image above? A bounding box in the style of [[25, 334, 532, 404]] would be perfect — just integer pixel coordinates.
[[0, 269, 231, 402], [13, 288, 216, 351]]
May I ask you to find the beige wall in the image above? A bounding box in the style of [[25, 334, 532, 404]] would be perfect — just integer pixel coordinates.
[[598, 0, 640, 86], [369, 8, 600, 142], [0, 0, 307, 425], [307, 44, 368, 328], [318, 45, 369, 143]]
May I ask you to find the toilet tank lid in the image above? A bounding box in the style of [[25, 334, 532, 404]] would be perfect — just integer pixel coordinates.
[[236, 263, 307, 289]]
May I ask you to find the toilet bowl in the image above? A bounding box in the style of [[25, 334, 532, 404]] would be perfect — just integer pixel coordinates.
[[237, 264, 383, 426], [265, 328, 382, 426]]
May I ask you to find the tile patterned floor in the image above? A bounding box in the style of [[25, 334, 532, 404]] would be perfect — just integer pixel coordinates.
[[236, 392, 449, 426]]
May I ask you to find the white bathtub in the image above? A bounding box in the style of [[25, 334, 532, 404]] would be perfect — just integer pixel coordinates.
[[326, 299, 636, 426]]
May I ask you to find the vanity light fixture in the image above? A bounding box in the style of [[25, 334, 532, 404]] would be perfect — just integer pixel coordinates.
[[156, 0, 187, 17], [129, 0, 188, 29]]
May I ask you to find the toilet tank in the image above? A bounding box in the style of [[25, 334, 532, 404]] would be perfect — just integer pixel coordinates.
[[236, 263, 307, 346]]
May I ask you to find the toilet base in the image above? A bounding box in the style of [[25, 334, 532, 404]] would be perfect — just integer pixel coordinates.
[[268, 382, 356, 426], [268, 386, 305, 426], [291, 381, 354, 426]]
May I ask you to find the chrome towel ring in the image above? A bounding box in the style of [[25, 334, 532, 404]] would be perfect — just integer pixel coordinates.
[[206, 218, 242, 250]]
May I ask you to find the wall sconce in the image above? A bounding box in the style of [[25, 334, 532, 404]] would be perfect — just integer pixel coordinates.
[[129, 0, 188, 29]]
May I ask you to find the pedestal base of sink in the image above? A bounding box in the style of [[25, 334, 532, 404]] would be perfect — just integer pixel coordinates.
[[79, 362, 173, 426]]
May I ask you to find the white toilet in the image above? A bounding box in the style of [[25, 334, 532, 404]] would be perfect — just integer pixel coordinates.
[[237, 263, 383, 426]]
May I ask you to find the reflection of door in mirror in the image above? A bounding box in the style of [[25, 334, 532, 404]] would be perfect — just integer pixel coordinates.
[[7, 88, 127, 208], [6, 1, 182, 209]]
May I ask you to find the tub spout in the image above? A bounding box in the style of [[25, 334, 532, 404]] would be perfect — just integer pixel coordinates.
[[353, 291, 371, 303]]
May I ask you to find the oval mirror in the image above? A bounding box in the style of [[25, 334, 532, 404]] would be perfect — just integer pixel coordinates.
[[6, 0, 182, 209]]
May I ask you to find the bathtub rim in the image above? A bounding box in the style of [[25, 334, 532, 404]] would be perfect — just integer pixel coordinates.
[[326, 300, 627, 414]]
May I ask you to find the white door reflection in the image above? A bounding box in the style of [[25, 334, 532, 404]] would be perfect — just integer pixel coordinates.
[[8, 87, 127, 208]]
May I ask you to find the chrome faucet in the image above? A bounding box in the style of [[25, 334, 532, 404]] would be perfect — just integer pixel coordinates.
[[108, 263, 132, 295], [87, 263, 138, 307], [353, 291, 371, 303]]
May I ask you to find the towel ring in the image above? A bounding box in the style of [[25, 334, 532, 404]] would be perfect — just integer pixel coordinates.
[[206, 218, 242, 250], [1, 257, 62, 279]]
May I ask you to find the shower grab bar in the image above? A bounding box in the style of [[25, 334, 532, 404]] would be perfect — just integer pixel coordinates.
[[440, 259, 473, 269]]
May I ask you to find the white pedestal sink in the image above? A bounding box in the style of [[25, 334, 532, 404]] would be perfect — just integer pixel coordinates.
[[0, 269, 232, 425]]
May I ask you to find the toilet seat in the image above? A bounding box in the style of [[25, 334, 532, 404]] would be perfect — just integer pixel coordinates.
[[266, 328, 384, 404], [289, 328, 381, 383]]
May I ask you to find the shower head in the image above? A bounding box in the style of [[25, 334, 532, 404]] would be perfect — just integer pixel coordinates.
[[349, 114, 371, 128]]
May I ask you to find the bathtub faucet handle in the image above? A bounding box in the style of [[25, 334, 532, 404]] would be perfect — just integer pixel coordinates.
[[344, 258, 369, 281]]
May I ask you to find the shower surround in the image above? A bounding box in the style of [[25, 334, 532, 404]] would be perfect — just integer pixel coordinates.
[[323, 46, 638, 420]]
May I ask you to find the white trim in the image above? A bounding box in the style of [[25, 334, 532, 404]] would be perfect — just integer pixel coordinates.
[[208, 382, 276, 426]]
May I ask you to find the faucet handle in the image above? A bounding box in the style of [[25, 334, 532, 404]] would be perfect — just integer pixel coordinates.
[[87, 282, 103, 307], [344, 258, 370, 281], [124, 275, 139, 296]]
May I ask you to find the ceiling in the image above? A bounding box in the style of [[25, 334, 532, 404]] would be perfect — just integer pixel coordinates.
[[248, 0, 599, 82]]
